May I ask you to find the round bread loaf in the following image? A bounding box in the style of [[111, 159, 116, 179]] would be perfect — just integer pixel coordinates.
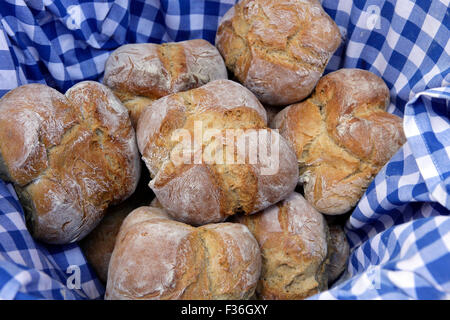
[[105, 206, 261, 300], [215, 0, 341, 106], [234, 192, 329, 300], [271, 69, 406, 215], [103, 39, 228, 126], [136, 79, 299, 225], [326, 224, 349, 285], [0, 82, 141, 244]]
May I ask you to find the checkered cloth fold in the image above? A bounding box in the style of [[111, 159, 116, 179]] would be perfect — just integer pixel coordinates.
[[0, 0, 448, 299]]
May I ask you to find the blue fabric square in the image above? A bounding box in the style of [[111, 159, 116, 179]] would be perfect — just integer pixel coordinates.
[[389, 51, 408, 71], [426, 40, 445, 63], [401, 20, 421, 44]]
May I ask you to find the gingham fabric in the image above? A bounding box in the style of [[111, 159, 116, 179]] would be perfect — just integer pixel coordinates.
[[0, 0, 448, 300]]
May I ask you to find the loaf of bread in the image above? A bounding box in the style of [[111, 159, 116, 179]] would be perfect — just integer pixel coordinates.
[[80, 177, 151, 283], [0, 82, 141, 244], [272, 69, 406, 215], [326, 224, 349, 285], [136, 79, 299, 225], [103, 39, 228, 126], [105, 206, 261, 300], [215, 0, 341, 106], [234, 192, 329, 299]]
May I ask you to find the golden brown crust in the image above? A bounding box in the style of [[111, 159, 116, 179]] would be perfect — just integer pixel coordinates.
[[103, 39, 228, 126], [234, 192, 329, 300], [0, 84, 75, 186], [215, 0, 341, 105], [0, 82, 141, 244], [105, 207, 261, 300], [271, 69, 406, 215], [136, 80, 298, 225]]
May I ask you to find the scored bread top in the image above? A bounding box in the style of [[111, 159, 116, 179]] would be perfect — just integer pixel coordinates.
[[0, 84, 75, 185], [136, 80, 298, 225], [103, 39, 228, 126], [215, 0, 341, 105], [136, 79, 268, 176], [0, 81, 141, 243], [105, 206, 261, 300], [271, 69, 406, 214], [235, 192, 329, 299]]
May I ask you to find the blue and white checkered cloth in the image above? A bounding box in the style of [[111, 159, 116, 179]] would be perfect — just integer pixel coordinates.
[[0, 0, 448, 300]]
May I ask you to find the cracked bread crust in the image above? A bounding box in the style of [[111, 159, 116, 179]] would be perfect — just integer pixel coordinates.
[[105, 206, 261, 300], [0, 82, 141, 244], [103, 39, 228, 126], [136, 80, 299, 225], [215, 0, 341, 106], [234, 192, 329, 300], [271, 69, 406, 215]]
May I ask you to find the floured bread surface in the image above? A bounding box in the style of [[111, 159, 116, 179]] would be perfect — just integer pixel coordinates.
[[215, 0, 341, 106], [0, 82, 141, 244], [105, 206, 261, 300], [136, 79, 298, 225], [235, 192, 329, 300], [272, 69, 406, 215], [103, 39, 228, 126]]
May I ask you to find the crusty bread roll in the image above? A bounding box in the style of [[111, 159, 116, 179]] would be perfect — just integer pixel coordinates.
[[326, 224, 349, 285], [272, 69, 406, 215], [234, 192, 329, 300], [136, 79, 299, 225], [105, 206, 261, 300], [0, 82, 141, 244], [103, 39, 228, 126], [80, 176, 151, 283], [215, 0, 341, 106]]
